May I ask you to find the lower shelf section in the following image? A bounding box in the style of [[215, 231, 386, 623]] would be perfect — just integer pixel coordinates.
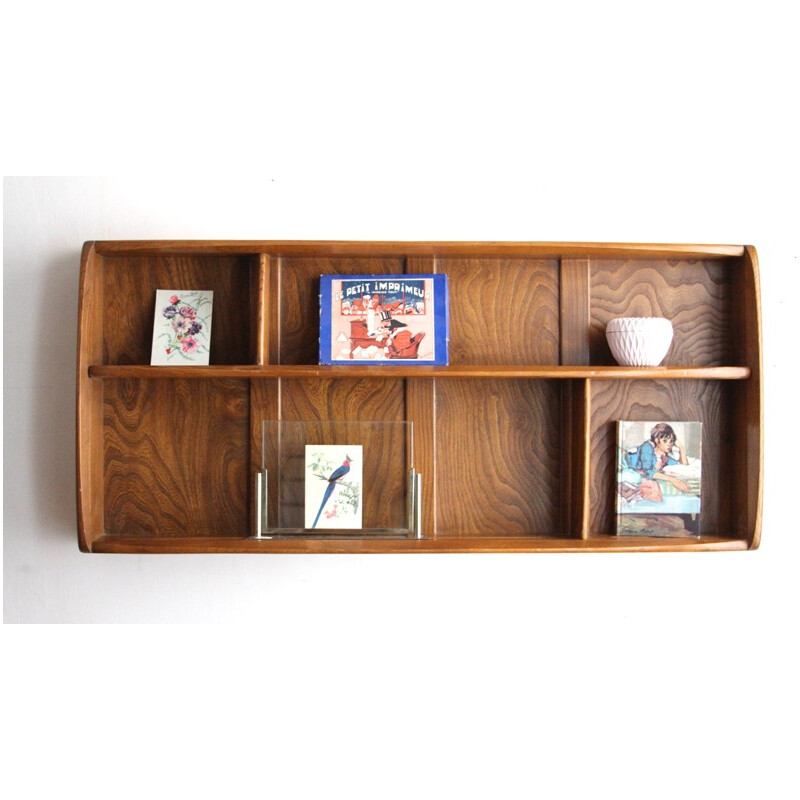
[[89, 534, 750, 554]]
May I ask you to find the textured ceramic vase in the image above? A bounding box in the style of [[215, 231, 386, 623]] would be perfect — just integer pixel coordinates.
[[606, 317, 673, 366]]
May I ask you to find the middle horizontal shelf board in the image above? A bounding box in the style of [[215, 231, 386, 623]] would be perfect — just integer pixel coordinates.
[[88, 364, 752, 380]]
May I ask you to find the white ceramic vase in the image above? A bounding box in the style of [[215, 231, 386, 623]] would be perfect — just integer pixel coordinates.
[[606, 317, 673, 366]]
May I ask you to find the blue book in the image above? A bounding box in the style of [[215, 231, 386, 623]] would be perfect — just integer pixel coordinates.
[[319, 274, 449, 365]]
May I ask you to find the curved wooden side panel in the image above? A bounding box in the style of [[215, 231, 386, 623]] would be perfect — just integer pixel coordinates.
[[742, 245, 763, 548], [76, 242, 104, 551]]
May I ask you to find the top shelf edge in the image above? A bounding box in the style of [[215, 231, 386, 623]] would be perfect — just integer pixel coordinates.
[[87, 365, 752, 380], [90, 240, 747, 259]]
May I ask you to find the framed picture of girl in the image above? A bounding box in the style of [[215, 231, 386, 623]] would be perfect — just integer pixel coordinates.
[[616, 420, 702, 537]]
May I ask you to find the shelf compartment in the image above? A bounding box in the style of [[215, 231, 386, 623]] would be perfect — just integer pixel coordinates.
[[87, 248, 262, 366], [101, 378, 250, 539], [275, 255, 407, 365], [437, 257, 560, 365], [258, 419, 416, 537], [587, 378, 753, 543], [589, 257, 741, 367], [433, 379, 569, 537]]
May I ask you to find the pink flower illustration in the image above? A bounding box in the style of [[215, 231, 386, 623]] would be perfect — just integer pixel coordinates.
[[179, 305, 196, 318], [181, 336, 199, 355], [170, 295, 179, 305]]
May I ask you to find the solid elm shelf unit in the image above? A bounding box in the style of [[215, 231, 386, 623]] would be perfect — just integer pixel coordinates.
[[77, 241, 762, 553]]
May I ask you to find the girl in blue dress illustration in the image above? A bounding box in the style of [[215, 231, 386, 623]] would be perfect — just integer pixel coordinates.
[[624, 422, 691, 494]]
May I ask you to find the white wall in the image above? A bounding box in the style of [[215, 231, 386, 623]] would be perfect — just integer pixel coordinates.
[[3, 3, 799, 798]]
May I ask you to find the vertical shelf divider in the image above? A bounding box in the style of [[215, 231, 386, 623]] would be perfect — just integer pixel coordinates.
[[250, 252, 281, 534], [253, 253, 270, 365], [405, 255, 437, 538], [560, 379, 591, 538], [559, 258, 591, 365], [560, 258, 592, 538]]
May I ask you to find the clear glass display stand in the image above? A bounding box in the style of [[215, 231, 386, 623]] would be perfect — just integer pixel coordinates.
[[255, 420, 421, 539]]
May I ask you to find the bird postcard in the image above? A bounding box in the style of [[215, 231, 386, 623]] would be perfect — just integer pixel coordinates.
[[150, 290, 214, 365], [616, 420, 702, 536], [319, 274, 449, 365], [304, 444, 363, 530]]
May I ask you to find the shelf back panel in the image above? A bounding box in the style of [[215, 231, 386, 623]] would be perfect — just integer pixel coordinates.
[[589, 258, 735, 366], [437, 257, 559, 365], [434, 379, 563, 537], [102, 254, 257, 365], [103, 378, 250, 537]]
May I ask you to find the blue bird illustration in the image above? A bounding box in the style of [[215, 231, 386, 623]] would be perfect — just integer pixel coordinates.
[[311, 454, 352, 529]]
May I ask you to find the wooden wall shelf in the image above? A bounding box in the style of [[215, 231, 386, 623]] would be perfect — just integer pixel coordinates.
[[77, 241, 762, 553]]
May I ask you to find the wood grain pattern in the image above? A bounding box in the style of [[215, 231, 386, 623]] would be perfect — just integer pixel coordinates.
[[590, 259, 734, 366], [560, 259, 591, 365], [102, 254, 255, 365], [588, 379, 734, 537], [438, 258, 559, 365], [277, 256, 405, 364], [435, 379, 562, 536], [104, 379, 249, 536]]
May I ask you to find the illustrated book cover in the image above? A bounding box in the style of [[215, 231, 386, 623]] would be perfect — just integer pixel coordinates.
[[304, 444, 363, 530], [616, 420, 702, 537], [318, 274, 449, 365], [150, 290, 214, 365]]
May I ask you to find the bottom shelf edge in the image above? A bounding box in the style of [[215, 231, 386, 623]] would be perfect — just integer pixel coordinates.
[[88, 534, 750, 554]]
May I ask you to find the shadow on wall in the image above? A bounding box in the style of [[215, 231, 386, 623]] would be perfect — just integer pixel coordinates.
[[32, 247, 82, 540]]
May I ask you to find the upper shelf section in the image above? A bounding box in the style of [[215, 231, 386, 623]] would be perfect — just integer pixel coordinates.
[[80, 240, 760, 375]]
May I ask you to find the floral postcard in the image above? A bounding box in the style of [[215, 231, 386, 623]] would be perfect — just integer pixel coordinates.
[[304, 445, 363, 530], [150, 290, 214, 365], [616, 420, 702, 536]]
